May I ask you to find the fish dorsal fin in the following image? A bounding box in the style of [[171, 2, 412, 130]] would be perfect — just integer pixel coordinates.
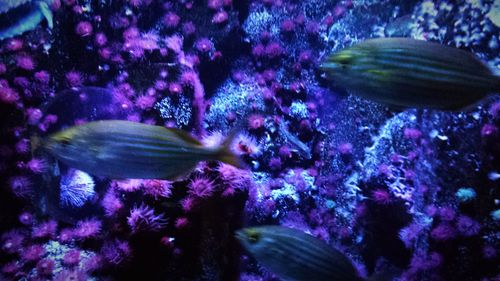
[[166, 128, 202, 146], [37, 1, 53, 29]]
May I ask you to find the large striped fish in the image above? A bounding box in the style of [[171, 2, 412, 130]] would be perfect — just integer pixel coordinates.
[[40, 120, 244, 179], [320, 37, 500, 110], [235, 225, 364, 281]]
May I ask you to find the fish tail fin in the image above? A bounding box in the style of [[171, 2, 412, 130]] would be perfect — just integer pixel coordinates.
[[216, 130, 246, 169], [37, 1, 53, 29]]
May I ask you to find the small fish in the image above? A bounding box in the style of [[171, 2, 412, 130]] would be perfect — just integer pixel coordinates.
[[39, 120, 244, 179], [278, 121, 311, 160], [0, 0, 53, 40], [235, 225, 364, 281], [321, 37, 500, 110]]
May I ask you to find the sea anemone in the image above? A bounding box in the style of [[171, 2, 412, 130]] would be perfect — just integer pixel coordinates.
[[430, 223, 456, 241], [195, 38, 214, 53], [73, 218, 102, 240], [8, 176, 33, 198], [75, 21, 93, 37], [141, 179, 173, 199], [188, 176, 216, 198], [36, 258, 55, 276], [22, 244, 45, 262], [62, 249, 81, 266], [163, 12, 180, 28], [32, 220, 58, 239], [101, 239, 132, 266], [456, 215, 481, 237], [101, 189, 124, 217], [59, 169, 95, 208], [127, 204, 167, 233]]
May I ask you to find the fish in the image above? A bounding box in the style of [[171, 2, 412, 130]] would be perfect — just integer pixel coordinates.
[[235, 225, 364, 281], [487, 0, 500, 28], [320, 37, 500, 110], [0, 0, 53, 40], [278, 121, 311, 160], [38, 120, 244, 179]]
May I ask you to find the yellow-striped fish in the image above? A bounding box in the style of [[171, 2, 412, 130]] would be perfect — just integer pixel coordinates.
[[321, 37, 500, 110], [40, 120, 244, 179], [236, 225, 364, 281]]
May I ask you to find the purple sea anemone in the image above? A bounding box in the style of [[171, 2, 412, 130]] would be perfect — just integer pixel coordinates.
[[127, 204, 167, 233], [101, 239, 132, 266], [73, 218, 102, 240], [188, 176, 216, 198]]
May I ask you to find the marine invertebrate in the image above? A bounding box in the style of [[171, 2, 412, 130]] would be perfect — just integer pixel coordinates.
[[1, 230, 25, 254], [59, 169, 95, 208], [73, 218, 101, 240], [22, 244, 45, 262], [101, 239, 132, 266], [127, 204, 167, 233], [188, 176, 216, 198], [430, 223, 456, 241], [8, 175, 33, 198], [163, 12, 180, 28], [75, 21, 93, 37], [62, 249, 81, 266], [456, 215, 480, 237], [36, 258, 55, 276], [15, 54, 36, 71], [141, 179, 173, 199], [195, 38, 214, 53], [32, 220, 58, 239]]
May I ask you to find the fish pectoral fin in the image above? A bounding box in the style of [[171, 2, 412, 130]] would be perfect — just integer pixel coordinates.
[[37, 1, 53, 28], [166, 128, 202, 146]]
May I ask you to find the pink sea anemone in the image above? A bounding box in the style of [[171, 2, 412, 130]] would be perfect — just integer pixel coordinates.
[[75, 21, 93, 37], [73, 218, 102, 240], [127, 204, 167, 233], [15, 54, 35, 71], [188, 176, 216, 198], [163, 12, 180, 28]]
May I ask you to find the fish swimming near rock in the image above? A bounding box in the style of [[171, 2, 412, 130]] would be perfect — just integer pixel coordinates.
[[0, 0, 53, 40], [235, 225, 364, 281], [321, 37, 500, 110], [37, 120, 244, 179]]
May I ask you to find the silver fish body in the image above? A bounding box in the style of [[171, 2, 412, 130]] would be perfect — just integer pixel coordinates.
[[321, 37, 500, 110], [236, 225, 363, 281], [42, 120, 242, 179]]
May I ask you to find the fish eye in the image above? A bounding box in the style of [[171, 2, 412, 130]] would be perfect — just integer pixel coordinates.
[[334, 52, 353, 69], [247, 231, 261, 244], [59, 138, 71, 147]]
